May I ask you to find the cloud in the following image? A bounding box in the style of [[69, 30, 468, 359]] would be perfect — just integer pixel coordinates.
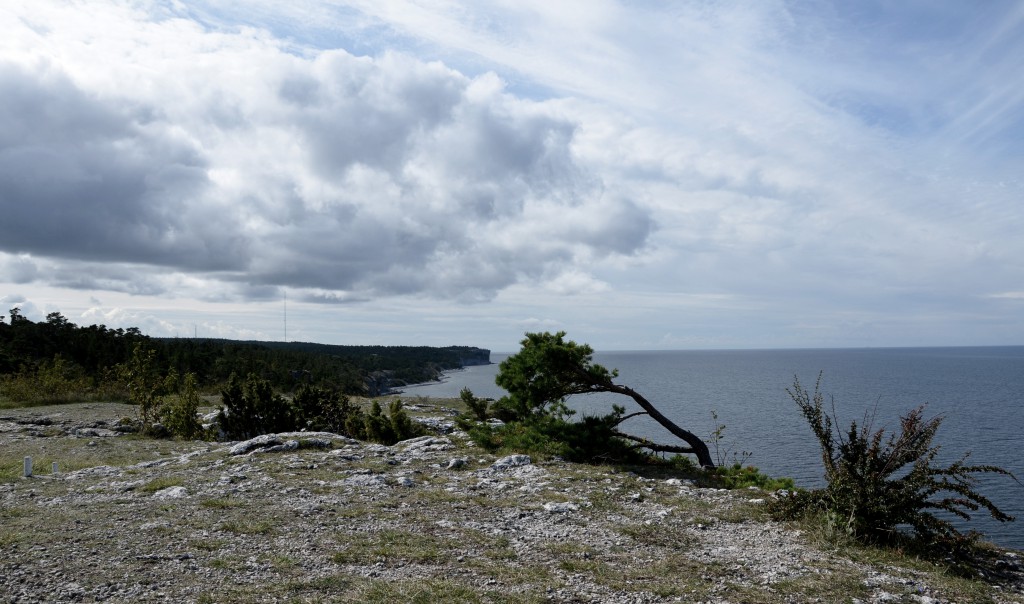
[[0, 295, 40, 321], [80, 306, 175, 333], [0, 62, 244, 271], [0, 254, 39, 284], [2, 1, 1023, 349], [0, 4, 655, 306]]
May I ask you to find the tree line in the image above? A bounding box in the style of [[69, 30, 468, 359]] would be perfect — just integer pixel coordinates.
[[0, 309, 489, 399]]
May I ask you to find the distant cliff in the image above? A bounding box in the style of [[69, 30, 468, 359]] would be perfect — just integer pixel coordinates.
[[358, 346, 489, 395], [448, 346, 490, 366]]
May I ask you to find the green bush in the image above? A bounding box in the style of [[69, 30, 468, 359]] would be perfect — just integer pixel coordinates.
[[774, 373, 1015, 551], [160, 372, 204, 440], [116, 344, 166, 429], [217, 372, 300, 439], [0, 356, 95, 406], [710, 463, 795, 490], [290, 384, 421, 443], [215, 374, 427, 444], [667, 456, 794, 490], [467, 407, 651, 464], [362, 400, 425, 445], [293, 384, 354, 433]]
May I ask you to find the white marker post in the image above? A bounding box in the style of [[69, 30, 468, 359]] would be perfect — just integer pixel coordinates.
[[23, 456, 32, 478], [52, 462, 59, 474]]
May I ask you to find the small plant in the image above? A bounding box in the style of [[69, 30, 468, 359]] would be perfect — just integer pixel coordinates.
[[776, 372, 1015, 552], [460, 387, 489, 421], [668, 455, 793, 490], [710, 462, 795, 491], [708, 410, 752, 467]]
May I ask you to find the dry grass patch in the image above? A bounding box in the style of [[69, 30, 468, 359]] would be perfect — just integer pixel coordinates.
[[332, 529, 459, 565], [139, 476, 184, 492], [218, 519, 275, 535]]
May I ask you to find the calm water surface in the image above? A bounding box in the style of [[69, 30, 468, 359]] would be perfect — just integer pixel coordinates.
[[403, 347, 1024, 550]]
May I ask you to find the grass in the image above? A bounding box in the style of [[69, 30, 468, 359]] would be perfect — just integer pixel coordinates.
[[617, 519, 696, 548], [139, 476, 184, 493], [0, 437, 171, 483], [356, 580, 481, 603], [191, 537, 230, 552], [219, 519, 275, 535], [332, 529, 457, 565], [200, 497, 244, 509], [788, 512, 1018, 602]]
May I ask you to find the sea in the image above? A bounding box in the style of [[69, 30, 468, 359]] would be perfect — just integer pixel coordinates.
[[402, 346, 1024, 551]]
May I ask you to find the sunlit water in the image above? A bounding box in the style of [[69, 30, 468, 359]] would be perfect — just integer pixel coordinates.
[[402, 347, 1024, 550]]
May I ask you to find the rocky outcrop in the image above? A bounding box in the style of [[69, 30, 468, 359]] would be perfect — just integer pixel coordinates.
[[1, 403, 1021, 603]]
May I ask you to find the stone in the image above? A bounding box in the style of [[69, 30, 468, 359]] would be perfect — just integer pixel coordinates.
[[542, 502, 579, 513], [229, 434, 284, 455], [395, 435, 436, 449], [397, 436, 453, 455], [152, 486, 187, 499], [299, 437, 332, 449], [340, 474, 389, 488], [491, 454, 531, 470], [263, 440, 299, 453]]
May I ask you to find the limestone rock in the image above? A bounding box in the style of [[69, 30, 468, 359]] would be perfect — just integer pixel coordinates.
[[152, 486, 187, 499], [491, 454, 531, 470]]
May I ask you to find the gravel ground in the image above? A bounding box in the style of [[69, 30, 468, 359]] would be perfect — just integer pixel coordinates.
[[1, 403, 1021, 603]]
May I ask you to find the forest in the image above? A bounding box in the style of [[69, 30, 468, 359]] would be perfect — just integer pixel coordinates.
[[0, 308, 489, 400]]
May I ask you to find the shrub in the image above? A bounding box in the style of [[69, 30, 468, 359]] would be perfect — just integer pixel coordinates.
[[668, 456, 794, 490], [290, 385, 425, 445], [217, 372, 300, 439], [294, 384, 344, 432], [711, 463, 795, 491], [774, 373, 1015, 551], [293, 384, 366, 436], [161, 372, 204, 440], [362, 400, 425, 445], [0, 356, 94, 406], [468, 406, 652, 464], [116, 344, 165, 429]]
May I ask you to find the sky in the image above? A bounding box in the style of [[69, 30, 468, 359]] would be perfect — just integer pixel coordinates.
[[1, 1, 1023, 352]]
